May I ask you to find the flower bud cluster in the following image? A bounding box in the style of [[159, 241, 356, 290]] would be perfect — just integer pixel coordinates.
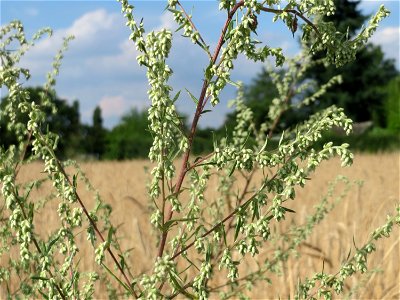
[[219, 249, 238, 281], [207, 11, 284, 106], [213, 146, 254, 171], [94, 241, 107, 265], [2, 173, 34, 265], [81, 272, 99, 299], [193, 260, 212, 300], [219, 0, 236, 10], [298, 0, 336, 17], [153, 255, 176, 282], [168, 2, 201, 44], [139, 256, 177, 299], [229, 86, 256, 148], [309, 5, 390, 67], [299, 75, 342, 107], [242, 223, 262, 256], [139, 274, 159, 300], [120, 0, 187, 200], [0, 20, 27, 48], [187, 165, 211, 231], [297, 209, 399, 299]]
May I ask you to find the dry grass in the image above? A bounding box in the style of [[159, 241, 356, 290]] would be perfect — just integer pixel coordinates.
[[1, 153, 399, 299]]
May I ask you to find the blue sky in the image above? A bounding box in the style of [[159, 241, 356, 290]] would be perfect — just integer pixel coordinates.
[[1, 1, 399, 129]]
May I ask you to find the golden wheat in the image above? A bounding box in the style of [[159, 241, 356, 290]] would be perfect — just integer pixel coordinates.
[[2, 153, 399, 299]]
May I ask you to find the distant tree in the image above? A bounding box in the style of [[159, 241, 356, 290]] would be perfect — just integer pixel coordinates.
[[384, 76, 400, 132], [324, 0, 367, 35], [105, 109, 152, 159], [0, 87, 85, 158], [226, 68, 280, 130], [239, 0, 398, 129], [305, 0, 398, 124], [85, 106, 106, 159], [223, 67, 312, 134]]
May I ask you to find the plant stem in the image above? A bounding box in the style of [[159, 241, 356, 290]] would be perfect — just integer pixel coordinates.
[[157, 2, 243, 259], [36, 134, 138, 298], [12, 188, 67, 300], [157, 0, 322, 259]]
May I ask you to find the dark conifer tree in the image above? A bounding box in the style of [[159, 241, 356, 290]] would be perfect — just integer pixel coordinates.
[[305, 0, 398, 124]]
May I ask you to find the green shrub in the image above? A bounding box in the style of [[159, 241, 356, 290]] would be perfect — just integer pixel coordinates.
[[385, 76, 400, 132]]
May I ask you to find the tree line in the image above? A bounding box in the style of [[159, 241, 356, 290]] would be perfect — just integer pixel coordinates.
[[1, 0, 398, 159]]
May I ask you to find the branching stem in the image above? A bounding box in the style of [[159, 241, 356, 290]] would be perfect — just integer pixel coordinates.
[[157, 0, 321, 259]]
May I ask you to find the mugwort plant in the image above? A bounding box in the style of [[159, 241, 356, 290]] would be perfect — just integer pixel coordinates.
[[1, 0, 399, 299]]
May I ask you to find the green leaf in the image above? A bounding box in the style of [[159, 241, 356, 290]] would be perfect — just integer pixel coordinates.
[[212, 131, 217, 150], [87, 226, 96, 247], [241, 197, 254, 211], [23, 182, 35, 202], [200, 109, 212, 115], [31, 276, 50, 281], [346, 249, 352, 261], [228, 161, 237, 177], [252, 199, 260, 221], [185, 88, 199, 105], [169, 270, 195, 298], [27, 202, 34, 221], [118, 254, 125, 272], [282, 206, 296, 213], [106, 226, 114, 248], [167, 8, 180, 14], [72, 173, 78, 188], [172, 90, 181, 103], [204, 62, 213, 80], [352, 236, 358, 250], [182, 254, 200, 272], [234, 217, 242, 242], [221, 223, 228, 247], [278, 130, 285, 147], [38, 290, 50, 300], [197, 41, 210, 55], [46, 235, 60, 254], [226, 19, 234, 39], [226, 78, 240, 88], [102, 263, 132, 294], [162, 217, 198, 233]]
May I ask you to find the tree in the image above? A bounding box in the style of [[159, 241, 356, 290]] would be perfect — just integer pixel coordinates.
[[223, 67, 311, 133], [242, 0, 398, 127], [0, 87, 85, 158], [105, 108, 152, 159], [385, 76, 400, 132], [225, 67, 280, 131], [323, 0, 367, 35], [86, 106, 106, 158], [305, 0, 398, 124]]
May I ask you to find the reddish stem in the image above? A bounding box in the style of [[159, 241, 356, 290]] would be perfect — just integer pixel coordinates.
[[157, 0, 321, 259], [157, 2, 244, 259]]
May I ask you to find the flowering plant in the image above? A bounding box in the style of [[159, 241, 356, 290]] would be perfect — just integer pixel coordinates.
[[1, 1, 399, 299]]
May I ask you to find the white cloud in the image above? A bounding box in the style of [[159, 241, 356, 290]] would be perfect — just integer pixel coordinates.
[[15, 4, 296, 129], [99, 95, 132, 118], [370, 26, 400, 67], [66, 9, 119, 43], [21, 9, 122, 60], [156, 12, 177, 31], [25, 7, 39, 17]]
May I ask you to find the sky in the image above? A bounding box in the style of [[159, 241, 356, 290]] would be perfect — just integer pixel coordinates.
[[1, 0, 399, 129]]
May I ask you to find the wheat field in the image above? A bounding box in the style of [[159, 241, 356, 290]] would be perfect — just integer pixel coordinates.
[[2, 152, 399, 299]]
